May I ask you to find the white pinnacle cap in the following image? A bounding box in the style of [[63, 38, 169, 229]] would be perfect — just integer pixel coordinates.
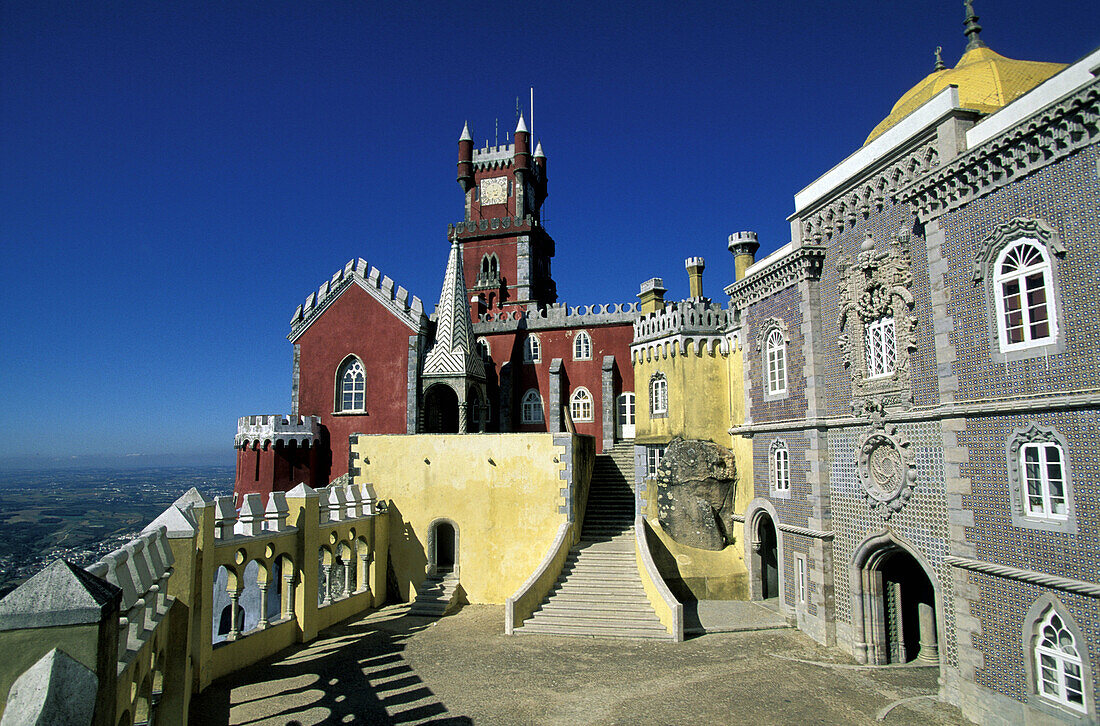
[[534, 141, 545, 157], [459, 121, 472, 142], [515, 113, 528, 133]]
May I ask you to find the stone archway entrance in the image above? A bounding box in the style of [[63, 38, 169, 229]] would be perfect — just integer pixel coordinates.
[[753, 512, 780, 601], [428, 519, 458, 576], [424, 384, 459, 433], [853, 535, 939, 666]]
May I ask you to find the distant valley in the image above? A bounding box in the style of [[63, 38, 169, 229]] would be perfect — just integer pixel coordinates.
[[0, 466, 233, 597]]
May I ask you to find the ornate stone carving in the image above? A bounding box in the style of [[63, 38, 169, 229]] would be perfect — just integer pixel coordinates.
[[857, 423, 917, 518], [754, 317, 789, 352], [972, 217, 1064, 282], [1006, 422, 1069, 519], [837, 230, 917, 413], [897, 82, 1100, 222]]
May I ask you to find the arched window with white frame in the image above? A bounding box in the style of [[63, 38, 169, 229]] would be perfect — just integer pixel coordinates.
[[570, 388, 593, 422], [1033, 605, 1087, 714], [1020, 441, 1067, 520], [765, 328, 787, 395], [1007, 423, 1076, 534], [994, 239, 1057, 351], [865, 316, 897, 378], [649, 372, 668, 417], [523, 335, 541, 363], [476, 337, 491, 364], [521, 389, 543, 424], [336, 357, 365, 413], [573, 330, 592, 360], [770, 439, 790, 493]]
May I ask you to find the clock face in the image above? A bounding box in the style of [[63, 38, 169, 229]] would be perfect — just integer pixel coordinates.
[[479, 177, 508, 206]]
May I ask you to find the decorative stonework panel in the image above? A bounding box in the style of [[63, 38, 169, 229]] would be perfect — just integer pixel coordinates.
[[857, 424, 917, 519], [836, 229, 917, 413]]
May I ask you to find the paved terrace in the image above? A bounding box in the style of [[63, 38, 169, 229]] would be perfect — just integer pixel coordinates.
[[190, 604, 971, 725]]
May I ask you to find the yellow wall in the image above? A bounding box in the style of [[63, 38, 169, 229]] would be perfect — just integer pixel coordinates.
[[350, 433, 591, 605], [632, 340, 754, 599]]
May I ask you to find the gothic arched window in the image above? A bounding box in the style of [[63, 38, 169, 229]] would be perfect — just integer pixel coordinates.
[[766, 328, 787, 394], [570, 388, 593, 422], [521, 389, 543, 424], [573, 331, 592, 360], [1033, 606, 1087, 713], [337, 358, 365, 413]]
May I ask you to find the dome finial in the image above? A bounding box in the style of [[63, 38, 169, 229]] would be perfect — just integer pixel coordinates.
[[933, 46, 946, 71], [963, 0, 986, 51]]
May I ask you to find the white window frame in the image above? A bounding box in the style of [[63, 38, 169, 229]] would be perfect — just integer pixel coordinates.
[[523, 335, 541, 363], [476, 337, 491, 363], [772, 441, 790, 492], [569, 387, 593, 422], [765, 328, 787, 395], [796, 555, 807, 605], [520, 389, 543, 424], [573, 330, 592, 361], [864, 316, 897, 379], [617, 393, 635, 425], [646, 445, 665, 478], [1034, 607, 1087, 713], [994, 239, 1058, 353], [649, 373, 668, 417], [1020, 442, 1067, 520], [336, 357, 366, 413]]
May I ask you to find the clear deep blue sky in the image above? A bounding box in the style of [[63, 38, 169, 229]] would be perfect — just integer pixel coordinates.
[[2, 1, 1097, 468]]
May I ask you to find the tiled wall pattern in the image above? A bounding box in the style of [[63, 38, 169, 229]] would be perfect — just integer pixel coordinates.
[[828, 422, 957, 667], [745, 284, 806, 421]]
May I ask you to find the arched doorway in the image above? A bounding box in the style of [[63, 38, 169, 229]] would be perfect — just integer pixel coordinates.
[[853, 535, 939, 666], [429, 519, 458, 576], [424, 384, 459, 433], [757, 514, 780, 601]]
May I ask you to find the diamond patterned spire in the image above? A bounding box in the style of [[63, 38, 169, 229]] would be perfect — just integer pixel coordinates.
[[423, 239, 485, 379]]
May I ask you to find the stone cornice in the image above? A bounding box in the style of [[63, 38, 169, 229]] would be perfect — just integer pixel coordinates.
[[946, 556, 1100, 598], [725, 245, 826, 309], [473, 302, 637, 335], [896, 78, 1100, 223], [729, 390, 1100, 436]]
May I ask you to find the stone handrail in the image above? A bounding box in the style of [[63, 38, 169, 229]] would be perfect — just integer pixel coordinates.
[[635, 516, 683, 641], [505, 521, 574, 635]]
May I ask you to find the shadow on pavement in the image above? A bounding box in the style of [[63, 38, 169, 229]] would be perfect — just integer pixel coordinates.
[[189, 607, 472, 725]]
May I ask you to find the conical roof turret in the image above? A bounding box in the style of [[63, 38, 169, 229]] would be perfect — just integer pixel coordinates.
[[423, 239, 485, 380], [459, 121, 472, 142]]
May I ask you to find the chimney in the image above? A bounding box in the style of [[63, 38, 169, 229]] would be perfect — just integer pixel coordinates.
[[727, 231, 760, 282], [685, 257, 705, 300], [637, 278, 667, 314]]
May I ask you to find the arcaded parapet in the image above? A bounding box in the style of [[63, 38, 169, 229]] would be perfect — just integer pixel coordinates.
[[234, 414, 321, 448]]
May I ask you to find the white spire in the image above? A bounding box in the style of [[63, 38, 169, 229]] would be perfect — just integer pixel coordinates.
[[515, 113, 528, 134], [459, 121, 472, 142], [534, 141, 545, 157], [423, 240, 484, 379]]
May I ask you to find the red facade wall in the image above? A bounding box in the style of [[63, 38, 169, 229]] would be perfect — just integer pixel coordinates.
[[483, 321, 634, 453], [232, 441, 317, 506], [295, 284, 417, 481]]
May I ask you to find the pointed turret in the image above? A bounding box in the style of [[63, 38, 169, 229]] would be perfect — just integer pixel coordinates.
[[515, 113, 528, 134], [514, 112, 531, 172], [423, 239, 485, 381], [457, 121, 474, 193], [421, 240, 487, 433]]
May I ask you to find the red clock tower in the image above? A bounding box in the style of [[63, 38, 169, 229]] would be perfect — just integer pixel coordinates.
[[452, 115, 556, 320]]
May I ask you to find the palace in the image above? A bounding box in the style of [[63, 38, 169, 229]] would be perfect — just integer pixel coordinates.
[[0, 5, 1097, 725]]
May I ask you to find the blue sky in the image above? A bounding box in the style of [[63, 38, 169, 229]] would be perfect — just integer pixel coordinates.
[[1, 1, 1097, 467]]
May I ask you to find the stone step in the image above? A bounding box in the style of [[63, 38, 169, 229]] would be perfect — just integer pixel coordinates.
[[537, 601, 655, 615], [527, 610, 664, 628], [516, 621, 671, 639]]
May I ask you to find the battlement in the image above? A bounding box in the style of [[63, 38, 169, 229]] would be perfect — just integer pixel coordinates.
[[289, 258, 428, 341], [213, 482, 377, 541], [235, 414, 321, 449], [473, 143, 515, 168], [472, 301, 639, 334], [449, 215, 535, 238], [632, 300, 729, 344], [727, 230, 759, 250]]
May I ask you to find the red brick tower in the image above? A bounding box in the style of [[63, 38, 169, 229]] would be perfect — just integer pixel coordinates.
[[452, 115, 555, 321]]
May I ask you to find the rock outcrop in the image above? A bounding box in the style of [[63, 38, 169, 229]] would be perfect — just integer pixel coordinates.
[[655, 438, 737, 551]]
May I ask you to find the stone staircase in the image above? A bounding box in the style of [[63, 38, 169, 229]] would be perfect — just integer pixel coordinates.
[[408, 571, 461, 617], [516, 442, 673, 640]]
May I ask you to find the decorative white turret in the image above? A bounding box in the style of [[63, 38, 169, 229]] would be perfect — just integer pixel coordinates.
[[423, 239, 485, 380]]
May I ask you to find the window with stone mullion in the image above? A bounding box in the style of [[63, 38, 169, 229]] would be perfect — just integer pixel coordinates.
[[341, 360, 365, 411], [765, 329, 786, 394], [865, 316, 896, 378], [1036, 610, 1086, 712], [1022, 443, 1067, 518]]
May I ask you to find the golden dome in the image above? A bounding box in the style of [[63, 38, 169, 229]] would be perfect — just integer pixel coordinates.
[[863, 45, 1066, 146]]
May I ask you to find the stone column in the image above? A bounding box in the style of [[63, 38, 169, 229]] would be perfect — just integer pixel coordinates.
[[548, 358, 563, 432], [227, 588, 242, 641], [458, 401, 468, 434], [917, 601, 939, 662], [601, 356, 616, 451], [282, 571, 295, 620], [343, 559, 354, 597], [321, 564, 333, 606], [257, 581, 269, 629]]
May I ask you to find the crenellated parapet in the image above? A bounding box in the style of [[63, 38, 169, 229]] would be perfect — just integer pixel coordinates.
[[449, 214, 537, 239], [86, 527, 175, 671], [630, 300, 735, 363], [289, 258, 428, 341], [235, 414, 321, 449], [472, 301, 639, 334], [472, 142, 514, 169]]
